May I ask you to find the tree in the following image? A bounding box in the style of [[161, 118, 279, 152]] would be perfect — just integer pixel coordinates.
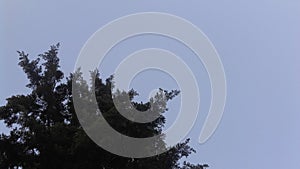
[[0, 44, 208, 169]]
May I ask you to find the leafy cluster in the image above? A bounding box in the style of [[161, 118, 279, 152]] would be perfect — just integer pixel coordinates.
[[0, 44, 208, 169]]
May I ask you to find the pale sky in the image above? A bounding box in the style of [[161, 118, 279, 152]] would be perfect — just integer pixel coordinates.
[[1, 1, 300, 169]]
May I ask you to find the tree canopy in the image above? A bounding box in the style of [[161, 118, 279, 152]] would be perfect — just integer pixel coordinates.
[[0, 44, 208, 169]]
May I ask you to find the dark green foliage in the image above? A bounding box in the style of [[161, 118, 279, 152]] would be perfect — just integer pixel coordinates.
[[0, 44, 208, 169]]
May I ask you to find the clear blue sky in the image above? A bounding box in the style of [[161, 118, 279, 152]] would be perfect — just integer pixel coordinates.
[[1, 1, 300, 168]]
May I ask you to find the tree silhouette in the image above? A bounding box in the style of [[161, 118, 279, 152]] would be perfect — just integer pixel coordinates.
[[0, 44, 209, 169]]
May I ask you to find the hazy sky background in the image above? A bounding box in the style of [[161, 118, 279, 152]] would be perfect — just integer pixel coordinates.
[[1, 1, 300, 169]]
